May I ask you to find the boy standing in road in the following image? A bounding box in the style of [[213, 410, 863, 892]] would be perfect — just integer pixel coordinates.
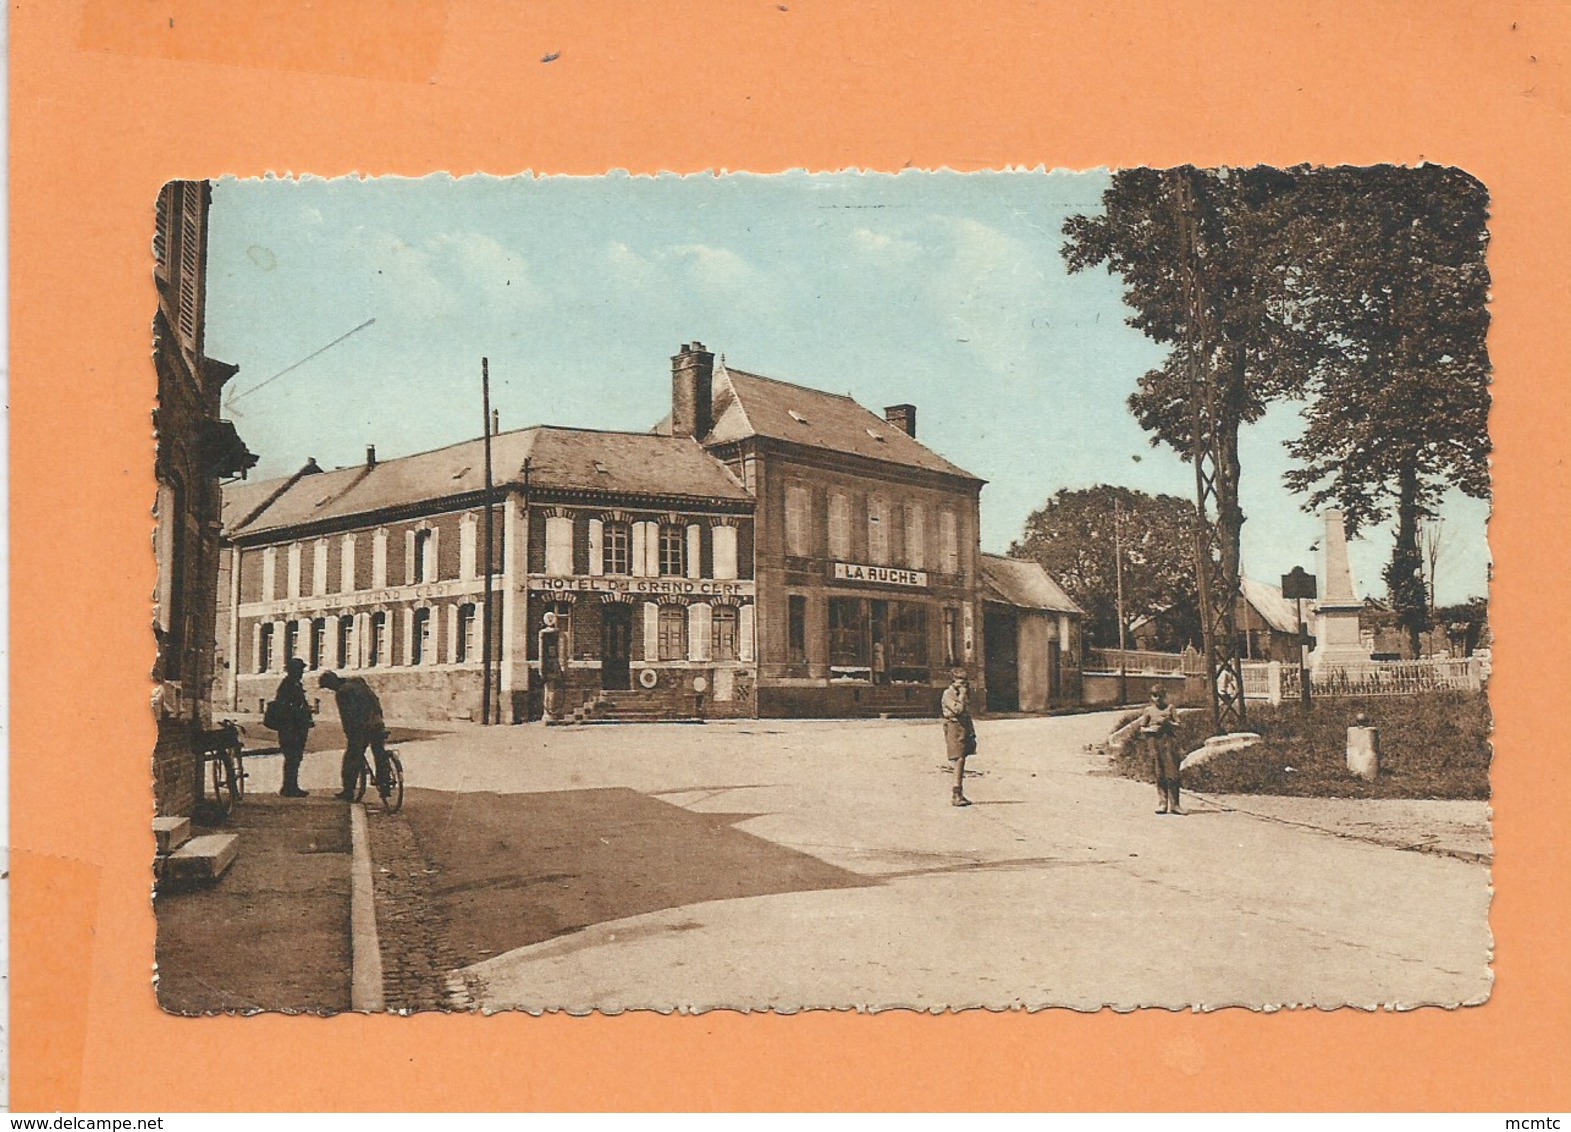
[[1132, 684, 1184, 815], [941, 669, 976, 808]]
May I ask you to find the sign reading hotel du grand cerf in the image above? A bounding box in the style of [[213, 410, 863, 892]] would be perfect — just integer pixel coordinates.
[[831, 562, 929, 588], [526, 573, 756, 599]]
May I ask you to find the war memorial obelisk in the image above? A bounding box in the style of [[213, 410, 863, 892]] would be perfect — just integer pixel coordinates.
[[1311, 509, 1373, 673]]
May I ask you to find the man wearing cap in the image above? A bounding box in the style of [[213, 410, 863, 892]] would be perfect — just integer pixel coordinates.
[[1131, 683, 1184, 815], [318, 670, 391, 801], [941, 668, 976, 807], [263, 656, 313, 798]]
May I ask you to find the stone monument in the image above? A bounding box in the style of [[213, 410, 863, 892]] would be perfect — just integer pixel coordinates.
[[1311, 509, 1373, 673]]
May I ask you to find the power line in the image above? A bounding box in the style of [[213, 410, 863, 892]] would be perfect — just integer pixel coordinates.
[[225, 317, 377, 409]]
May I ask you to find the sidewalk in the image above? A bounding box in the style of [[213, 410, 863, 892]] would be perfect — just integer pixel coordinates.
[[154, 793, 354, 1014]]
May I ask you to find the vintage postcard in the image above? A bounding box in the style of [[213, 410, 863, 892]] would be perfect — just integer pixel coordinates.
[[150, 168, 1494, 1015]]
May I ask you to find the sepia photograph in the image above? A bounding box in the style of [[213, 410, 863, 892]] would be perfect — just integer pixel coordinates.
[[150, 167, 1493, 1015]]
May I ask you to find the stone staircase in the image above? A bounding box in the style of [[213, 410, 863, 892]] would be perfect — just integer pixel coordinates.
[[153, 815, 238, 887], [555, 687, 702, 725]]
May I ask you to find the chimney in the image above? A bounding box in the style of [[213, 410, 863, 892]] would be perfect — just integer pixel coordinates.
[[671, 341, 716, 439], [366, 445, 377, 469], [884, 404, 917, 438], [302, 457, 323, 476]]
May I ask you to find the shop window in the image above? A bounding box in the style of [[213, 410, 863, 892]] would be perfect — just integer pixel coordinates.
[[943, 606, 961, 667], [337, 615, 356, 668], [658, 605, 687, 660], [888, 601, 930, 682], [457, 603, 476, 662], [788, 595, 807, 664], [712, 606, 739, 661], [309, 618, 326, 670], [258, 623, 275, 674], [412, 608, 432, 664], [603, 522, 631, 575], [828, 597, 871, 679], [368, 613, 386, 667], [658, 525, 686, 577]]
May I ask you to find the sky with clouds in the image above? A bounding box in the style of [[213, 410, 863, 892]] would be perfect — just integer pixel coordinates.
[[204, 171, 1491, 606]]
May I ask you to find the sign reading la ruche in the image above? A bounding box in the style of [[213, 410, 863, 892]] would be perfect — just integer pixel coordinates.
[[527, 574, 755, 599], [831, 562, 928, 588]]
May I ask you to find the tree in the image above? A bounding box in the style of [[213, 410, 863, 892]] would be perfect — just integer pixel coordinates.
[[1063, 167, 1313, 726], [1009, 486, 1201, 650], [1281, 166, 1491, 657]]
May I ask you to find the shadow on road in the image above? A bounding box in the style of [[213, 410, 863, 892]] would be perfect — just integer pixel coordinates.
[[383, 787, 876, 969]]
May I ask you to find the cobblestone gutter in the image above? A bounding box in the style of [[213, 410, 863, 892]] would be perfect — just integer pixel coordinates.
[[362, 807, 477, 1012]]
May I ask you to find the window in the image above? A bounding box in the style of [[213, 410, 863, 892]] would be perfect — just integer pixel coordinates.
[[603, 522, 631, 575], [828, 492, 851, 559], [258, 623, 275, 674], [940, 509, 959, 573], [658, 605, 687, 660], [829, 597, 870, 673], [368, 613, 386, 667], [904, 503, 925, 568], [943, 607, 961, 667], [888, 601, 930, 680], [337, 615, 356, 668], [285, 620, 300, 661], [658, 525, 686, 577], [413, 529, 433, 583], [785, 484, 811, 556], [788, 596, 808, 664], [712, 606, 739, 661], [457, 604, 477, 662], [545, 515, 573, 575], [412, 608, 432, 664], [868, 497, 889, 564], [309, 618, 326, 670]]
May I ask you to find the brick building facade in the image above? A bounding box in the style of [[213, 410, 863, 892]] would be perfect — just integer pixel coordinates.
[[220, 342, 1076, 722]]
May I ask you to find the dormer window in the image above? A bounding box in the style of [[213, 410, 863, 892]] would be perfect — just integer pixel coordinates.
[[788, 410, 809, 424], [865, 428, 886, 442], [594, 461, 609, 474]]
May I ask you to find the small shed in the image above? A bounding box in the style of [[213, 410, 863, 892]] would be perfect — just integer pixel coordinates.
[[980, 554, 1084, 712]]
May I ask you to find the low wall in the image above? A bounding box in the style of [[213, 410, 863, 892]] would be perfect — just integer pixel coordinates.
[[1082, 671, 1206, 709], [759, 682, 943, 719]]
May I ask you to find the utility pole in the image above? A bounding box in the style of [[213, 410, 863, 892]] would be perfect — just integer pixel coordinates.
[[1114, 497, 1128, 704], [481, 358, 495, 726]]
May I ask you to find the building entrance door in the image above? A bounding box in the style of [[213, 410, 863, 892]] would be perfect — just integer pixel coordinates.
[[984, 609, 1020, 712], [601, 604, 632, 690]]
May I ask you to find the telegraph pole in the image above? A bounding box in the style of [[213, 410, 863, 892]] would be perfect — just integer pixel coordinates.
[[481, 358, 495, 726], [1114, 498, 1128, 704]]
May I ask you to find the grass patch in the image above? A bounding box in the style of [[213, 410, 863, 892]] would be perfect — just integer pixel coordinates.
[[1109, 691, 1491, 800]]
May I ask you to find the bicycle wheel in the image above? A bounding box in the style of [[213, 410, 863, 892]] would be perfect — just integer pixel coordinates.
[[352, 759, 369, 803], [209, 752, 237, 817], [380, 753, 404, 813]]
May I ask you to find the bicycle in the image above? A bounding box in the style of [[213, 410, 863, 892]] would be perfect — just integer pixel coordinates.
[[352, 744, 404, 813], [196, 719, 247, 817]]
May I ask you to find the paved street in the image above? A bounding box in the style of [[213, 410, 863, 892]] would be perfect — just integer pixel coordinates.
[[248, 710, 1493, 1014]]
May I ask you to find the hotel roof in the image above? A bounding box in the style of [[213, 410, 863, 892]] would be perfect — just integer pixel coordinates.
[[224, 426, 753, 539]]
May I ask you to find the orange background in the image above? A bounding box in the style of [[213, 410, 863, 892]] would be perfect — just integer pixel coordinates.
[[11, 0, 1570, 1112]]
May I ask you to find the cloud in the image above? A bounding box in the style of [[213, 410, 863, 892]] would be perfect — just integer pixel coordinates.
[[850, 226, 921, 261]]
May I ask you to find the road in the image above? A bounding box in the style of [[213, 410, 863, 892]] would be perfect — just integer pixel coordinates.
[[258, 710, 1493, 1013]]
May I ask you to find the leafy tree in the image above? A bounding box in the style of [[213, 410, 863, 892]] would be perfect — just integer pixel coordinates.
[[1062, 168, 1310, 661], [1280, 166, 1491, 656], [1009, 486, 1201, 649]]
